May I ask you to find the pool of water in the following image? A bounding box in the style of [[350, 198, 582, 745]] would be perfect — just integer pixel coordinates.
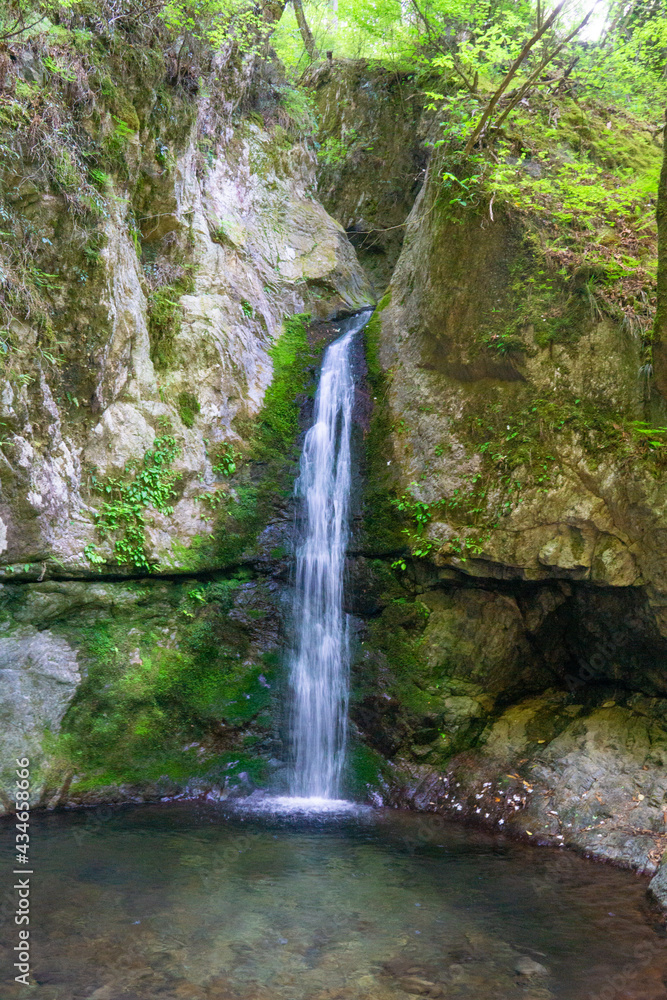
[[1, 802, 666, 1000]]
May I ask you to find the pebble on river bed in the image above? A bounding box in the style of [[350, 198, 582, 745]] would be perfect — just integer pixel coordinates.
[[398, 976, 445, 996], [515, 956, 549, 976]]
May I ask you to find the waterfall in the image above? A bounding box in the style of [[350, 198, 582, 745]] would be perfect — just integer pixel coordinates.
[[288, 310, 371, 800]]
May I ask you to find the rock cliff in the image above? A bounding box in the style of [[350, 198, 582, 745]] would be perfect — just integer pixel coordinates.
[[313, 64, 667, 895], [0, 30, 372, 806]]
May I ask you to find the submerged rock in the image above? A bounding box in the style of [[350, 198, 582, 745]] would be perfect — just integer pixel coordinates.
[[514, 956, 549, 976]]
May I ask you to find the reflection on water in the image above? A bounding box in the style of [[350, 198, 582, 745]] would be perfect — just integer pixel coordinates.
[[1, 803, 666, 1000]]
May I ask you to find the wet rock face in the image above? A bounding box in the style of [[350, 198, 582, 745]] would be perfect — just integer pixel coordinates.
[[0, 631, 80, 796]]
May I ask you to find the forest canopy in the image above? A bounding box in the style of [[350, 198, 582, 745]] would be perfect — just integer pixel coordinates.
[[3, 1, 664, 128]]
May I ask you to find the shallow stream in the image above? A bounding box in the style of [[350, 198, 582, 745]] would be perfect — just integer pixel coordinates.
[[2, 803, 667, 999]]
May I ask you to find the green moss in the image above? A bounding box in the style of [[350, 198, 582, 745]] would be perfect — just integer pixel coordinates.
[[369, 598, 430, 692], [344, 742, 391, 799], [168, 312, 337, 573], [364, 290, 390, 388], [361, 294, 409, 553], [362, 483, 408, 554], [148, 286, 185, 371], [252, 313, 316, 458], [171, 312, 323, 572], [211, 483, 262, 566], [350, 577, 492, 767], [177, 390, 200, 428], [168, 534, 221, 573], [48, 574, 277, 791]]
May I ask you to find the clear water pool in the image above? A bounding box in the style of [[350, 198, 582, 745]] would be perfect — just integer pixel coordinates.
[[1, 802, 666, 1000]]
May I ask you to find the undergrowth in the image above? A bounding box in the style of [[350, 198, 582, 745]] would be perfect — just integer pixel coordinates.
[[433, 91, 659, 357], [86, 434, 180, 571]]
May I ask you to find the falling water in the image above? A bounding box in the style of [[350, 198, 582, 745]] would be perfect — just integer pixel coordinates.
[[288, 310, 371, 800]]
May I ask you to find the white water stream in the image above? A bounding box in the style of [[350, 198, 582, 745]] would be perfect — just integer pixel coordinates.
[[288, 310, 371, 800]]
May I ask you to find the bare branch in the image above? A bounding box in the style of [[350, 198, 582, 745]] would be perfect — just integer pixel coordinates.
[[293, 0, 318, 60], [0, 15, 46, 43]]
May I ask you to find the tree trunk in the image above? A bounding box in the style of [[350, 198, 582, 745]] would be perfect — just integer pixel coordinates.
[[262, 0, 288, 23], [293, 0, 318, 60], [653, 110, 667, 399]]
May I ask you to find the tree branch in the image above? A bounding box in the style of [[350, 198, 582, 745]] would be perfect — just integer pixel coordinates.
[[463, 0, 567, 155], [0, 15, 45, 42], [410, 0, 476, 91], [494, 2, 601, 131]]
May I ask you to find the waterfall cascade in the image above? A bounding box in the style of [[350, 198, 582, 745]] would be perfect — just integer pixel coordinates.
[[288, 310, 372, 800]]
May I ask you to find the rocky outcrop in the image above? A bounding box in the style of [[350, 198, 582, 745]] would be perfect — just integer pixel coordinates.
[[332, 68, 667, 882], [0, 37, 372, 808], [0, 88, 372, 577], [305, 60, 426, 296], [0, 630, 80, 802]]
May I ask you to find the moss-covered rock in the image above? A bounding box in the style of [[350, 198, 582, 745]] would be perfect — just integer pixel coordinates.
[[0, 572, 285, 810]]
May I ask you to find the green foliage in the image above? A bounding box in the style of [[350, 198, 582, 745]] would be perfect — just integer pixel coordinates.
[[159, 0, 269, 53], [317, 129, 358, 168], [274, 0, 407, 67], [574, 3, 667, 121], [389, 485, 450, 566], [103, 115, 137, 160], [42, 53, 78, 84], [212, 441, 239, 476], [628, 420, 667, 451], [279, 84, 318, 138], [488, 112, 659, 238], [88, 435, 181, 571], [177, 390, 200, 428], [210, 482, 261, 564], [482, 330, 523, 355], [392, 486, 432, 528]]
